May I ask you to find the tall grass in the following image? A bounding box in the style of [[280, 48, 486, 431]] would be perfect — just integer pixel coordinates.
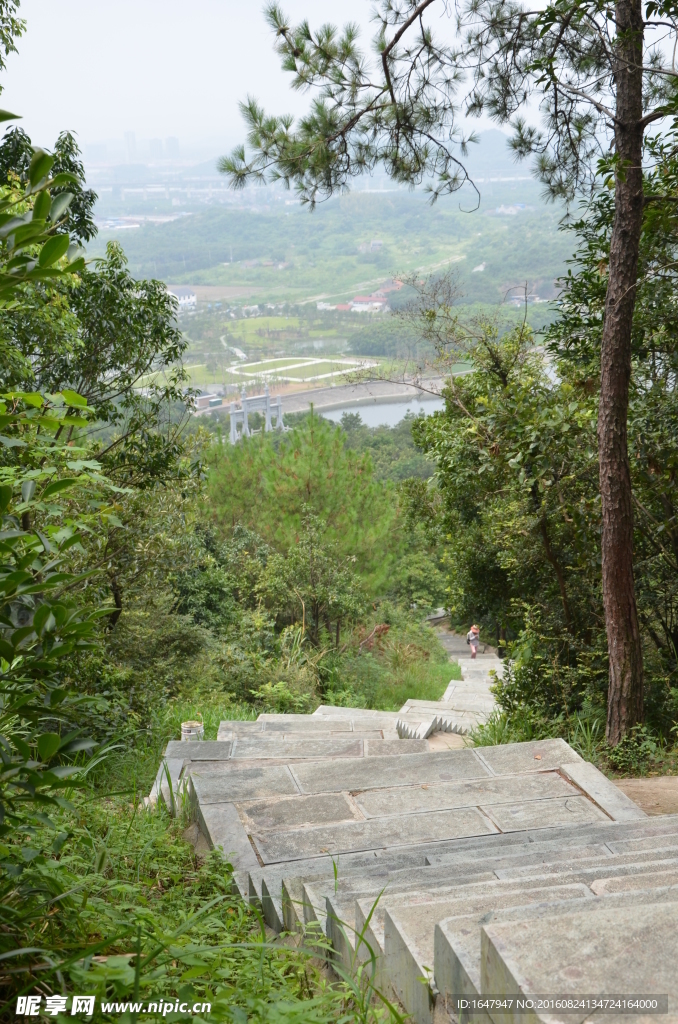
[[3, 778, 402, 1022]]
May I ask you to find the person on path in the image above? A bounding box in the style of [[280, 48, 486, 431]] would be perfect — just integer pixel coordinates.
[[467, 624, 480, 660]]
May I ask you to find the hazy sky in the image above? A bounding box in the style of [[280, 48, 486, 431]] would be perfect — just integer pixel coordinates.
[[0, 0, 408, 153]]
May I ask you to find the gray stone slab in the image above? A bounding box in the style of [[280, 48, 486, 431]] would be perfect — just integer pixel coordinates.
[[382, 884, 591, 1024], [261, 719, 356, 732], [591, 866, 678, 894], [256, 817, 678, 899], [291, 748, 491, 794], [365, 739, 429, 755], [357, 879, 592, 957], [237, 792, 360, 831], [495, 848, 678, 882], [354, 855, 678, 960], [430, 841, 612, 874], [217, 721, 261, 739], [165, 740, 232, 760], [424, 814, 678, 866], [354, 771, 577, 818], [318, 842, 623, 930], [314, 705, 402, 720], [231, 736, 364, 759], [251, 806, 498, 864], [559, 760, 647, 821], [189, 763, 298, 803], [474, 739, 582, 776], [194, 801, 261, 873], [483, 796, 608, 832], [607, 831, 678, 854], [435, 885, 678, 1013], [481, 902, 678, 1024]]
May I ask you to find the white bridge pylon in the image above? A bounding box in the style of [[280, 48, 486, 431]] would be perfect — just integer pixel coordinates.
[[229, 384, 284, 443]]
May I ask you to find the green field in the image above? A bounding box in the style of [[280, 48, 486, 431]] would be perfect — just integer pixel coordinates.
[[90, 178, 574, 376], [91, 182, 572, 312], [181, 354, 381, 390]]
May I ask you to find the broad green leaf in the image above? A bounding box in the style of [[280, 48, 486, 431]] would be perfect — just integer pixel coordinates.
[[37, 734, 62, 761], [48, 193, 73, 221], [0, 110, 20, 123], [47, 172, 78, 188], [21, 480, 35, 502], [13, 737, 30, 760], [41, 478, 79, 499], [0, 391, 42, 407], [10, 625, 37, 647], [38, 234, 70, 268], [61, 389, 88, 408], [32, 191, 52, 220], [0, 484, 12, 513], [28, 149, 54, 188], [33, 604, 56, 636], [0, 435, 26, 448]]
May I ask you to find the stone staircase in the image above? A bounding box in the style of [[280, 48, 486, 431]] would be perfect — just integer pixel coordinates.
[[150, 666, 678, 1021], [396, 642, 501, 739], [151, 729, 678, 1019]]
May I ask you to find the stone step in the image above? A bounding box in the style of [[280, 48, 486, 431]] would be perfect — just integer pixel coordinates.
[[253, 791, 614, 863], [381, 883, 592, 1024], [400, 698, 495, 711], [225, 735, 405, 759], [367, 857, 678, 1024], [356, 847, 678, 942], [258, 828, 612, 929], [425, 814, 678, 868], [217, 720, 401, 738], [260, 832, 642, 933], [480, 901, 678, 1024], [397, 713, 481, 739], [207, 802, 676, 914], [316, 841, 678, 922], [313, 705, 402, 720], [435, 884, 678, 1014]]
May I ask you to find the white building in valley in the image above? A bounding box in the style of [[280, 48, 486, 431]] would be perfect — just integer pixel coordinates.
[[168, 286, 197, 309]]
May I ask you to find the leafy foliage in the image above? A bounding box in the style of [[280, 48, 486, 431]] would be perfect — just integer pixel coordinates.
[[0, 126, 98, 242]]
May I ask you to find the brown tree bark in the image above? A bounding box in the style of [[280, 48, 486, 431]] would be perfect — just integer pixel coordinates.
[[599, 0, 645, 745], [108, 575, 123, 630]]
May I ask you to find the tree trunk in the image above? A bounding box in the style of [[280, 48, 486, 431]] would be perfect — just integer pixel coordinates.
[[600, 0, 644, 744], [538, 516, 573, 631], [108, 575, 123, 629]]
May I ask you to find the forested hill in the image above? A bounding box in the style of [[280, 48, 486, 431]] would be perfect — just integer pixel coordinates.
[[89, 182, 572, 310]]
